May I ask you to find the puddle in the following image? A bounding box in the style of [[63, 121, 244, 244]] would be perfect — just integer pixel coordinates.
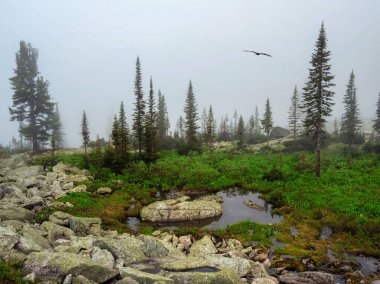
[[128, 188, 283, 231]]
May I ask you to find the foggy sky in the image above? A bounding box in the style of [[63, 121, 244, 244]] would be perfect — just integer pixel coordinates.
[[1, 0, 379, 147]]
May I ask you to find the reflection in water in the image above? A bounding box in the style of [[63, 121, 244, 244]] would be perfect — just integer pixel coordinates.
[[128, 188, 283, 231]]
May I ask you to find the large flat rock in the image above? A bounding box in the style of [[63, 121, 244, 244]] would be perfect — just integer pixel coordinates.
[[140, 196, 222, 222]]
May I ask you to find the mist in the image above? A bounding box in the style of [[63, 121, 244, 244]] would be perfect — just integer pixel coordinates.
[[1, 0, 379, 147]]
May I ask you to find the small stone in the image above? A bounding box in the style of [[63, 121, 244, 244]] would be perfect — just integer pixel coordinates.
[[254, 252, 269, 262], [178, 235, 192, 250], [62, 182, 74, 190], [172, 235, 179, 247], [163, 235, 173, 242], [97, 187, 112, 195], [63, 274, 73, 284], [23, 272, 36, 283], [152, 230, 161, 237], [70, 184, 87, 193]]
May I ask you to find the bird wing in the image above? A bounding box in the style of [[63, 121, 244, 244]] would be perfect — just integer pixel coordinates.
[[243, 50, 255, 53], [260, 53, 273, 57]]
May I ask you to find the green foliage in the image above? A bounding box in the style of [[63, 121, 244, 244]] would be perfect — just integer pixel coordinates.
[[35, 207, 55, 223], [215, 220, 275, 245], [0, 262, 26, 284], [183, 80, 199, 150]]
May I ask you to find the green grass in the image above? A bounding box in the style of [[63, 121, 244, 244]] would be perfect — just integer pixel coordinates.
[[0, 262, 26, 284], [36, 146, 380, 256]]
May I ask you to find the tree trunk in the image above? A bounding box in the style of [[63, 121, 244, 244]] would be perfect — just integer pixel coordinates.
[[316, 129, 321, 177]]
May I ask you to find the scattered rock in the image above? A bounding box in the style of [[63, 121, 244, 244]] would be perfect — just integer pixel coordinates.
[[69, 217, 102, 236], [23, 272, 36, 283], [0, 225, 19, 251], [178, 235, 192, 250], [16, 224, 51, 253], [97, 187, 112, 195], [0, 204, 34, 221], [140, 196, 222, 222], [90, 247, 115, 268], [161, 268, 242, 284], [278, 271, 334, 284], [243, 200, 266, 211], [188, 236, 218, 257], [23, 251, 119, 283], [205, 254, 252, 277], [119, 267, 174, 284], [49, 211, 73, 226], [70, 184, 87, 193]]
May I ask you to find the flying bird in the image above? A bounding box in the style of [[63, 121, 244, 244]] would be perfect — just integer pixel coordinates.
[[243, 50, 272, 57]]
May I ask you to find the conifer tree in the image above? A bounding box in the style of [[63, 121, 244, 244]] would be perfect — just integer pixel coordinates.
[[178, 116, 185, 142], [81, 110, 90, 168], [261, 98, 273, 146], [333, 117, 339, 139], [93, 134, 103, 173], [201, 107, 208, 142], [341, 71, 362, 149], [51, 103, 64, 150], [183, 81, 199, 149], [237, 115, 245, 148], [233, 110, 238, 138], [9, 42, 55, 152], [119, 101, 129, 163], [112, 115, 121, 158], [302, 23, 335, 177], [145, 77, 158, 157], [254, 106, 261, 134], [247, 115, 255, 144], [157, 90, 170, 149], [206, 105, 216, 148], [288, 85, 302, 140], [373, 92, 380, 143], [132, 56, 145, 154]]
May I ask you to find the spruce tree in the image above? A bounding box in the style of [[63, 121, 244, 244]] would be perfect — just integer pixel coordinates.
[[261, 98, 273, 146], [119, 101, 129, 163], [333, 117, 339, 139], [112, 115, 121, 158], [51, 103, 64, 150], [201, 107, 208, 142], [237, 115, 245, 148], [157, 90, 170, 149], [373, 92, 380, 143], [183, 81, 199, 150], [206, 105, 216, 148], [288, 85, 302, 140], [254, 106, 261, 134], [81, 110, 90, 168], [247, 115, 255, 144], [302, 23, 335, 177], [132, 56, 145, 154], [341, 71, 362, 149], [9, 41, 55, 152], [145, 77, 158, 158]]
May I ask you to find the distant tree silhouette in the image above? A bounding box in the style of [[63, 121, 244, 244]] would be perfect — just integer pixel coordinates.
[[157, 90, 170, 149], [373, 92, 380, 143], [288, 86, 302, 140], [261, 98, 273, 146], [237, 115, 245, 148], [132, 56, 145, 154], [145, 77, 158, 158], [81, 110, 90, 168], [206, 105, 216, 148], [341, 71, 362, 149]]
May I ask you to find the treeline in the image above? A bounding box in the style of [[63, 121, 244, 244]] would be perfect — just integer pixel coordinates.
[[5, 23, 380, 176]]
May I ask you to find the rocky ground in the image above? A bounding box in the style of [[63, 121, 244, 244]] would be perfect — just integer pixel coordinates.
[[0, 153, 377, 284]]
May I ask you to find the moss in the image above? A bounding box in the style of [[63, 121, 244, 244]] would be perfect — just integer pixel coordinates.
[[0, 262, 26, 284]]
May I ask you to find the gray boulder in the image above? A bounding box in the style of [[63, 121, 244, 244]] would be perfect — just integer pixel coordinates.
[[161, 268, 242, 284], [16, 224, 50, 253], [6, 165, 43, 179], [278, 271, 334, 284], [0, 225, 19, 251], [90, 247, 114, 268], [49, 211, 73, 226], [140, 196, 222, 222], [41, 221, 75, 245], [205, 254, 252, 277], [188, 236, 218, 257], [270, 127, 291, 139], [23, 251, 119, 283], [69, 216, 102, 236], [119, 267, 174, 284], [94, 236, 148, 263], [0, 204, 35, 221]]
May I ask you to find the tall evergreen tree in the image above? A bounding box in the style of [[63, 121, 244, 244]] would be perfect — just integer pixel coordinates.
[[183, 81, 199, 149], [81, 110, 90, 168], [341, 71, 362, 149], [261, 98, 273, 146], [51, 103, 64, 150], [247, 115, 255, 144], [302, 23, 335, 177], [201, 107, 208, 142], [333, 117, 339, 139], [236, 115, 245, 148], [206, 105, 216, 148], [145, 77, 158, 157], [112, 115, 121, 159], [288, 85, 302, 140], [157, 90, 170, 149], [9, 41, 55, 152], [132, 56, 145, 154], [373, 92, 380, 143], [119, 102, 129, 162], [254, 106, 261, 134]]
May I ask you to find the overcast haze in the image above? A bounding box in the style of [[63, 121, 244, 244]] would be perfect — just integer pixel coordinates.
[[1, 0, 379, 147]]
